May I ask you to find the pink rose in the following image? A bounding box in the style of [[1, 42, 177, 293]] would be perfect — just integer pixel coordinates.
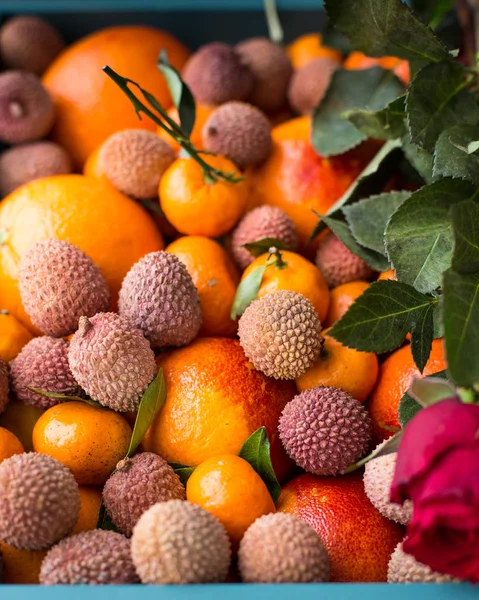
[[391, 398, 479, 582]]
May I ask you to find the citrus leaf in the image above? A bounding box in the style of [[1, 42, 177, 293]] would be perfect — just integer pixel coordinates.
[[169, 463, 196, 486], [433, 125, 479, 185], [126, 368, 167, 458], [312, 67, 404, 157], [158, 50, 196, 138], [398, 395, 423, 428], [243, 237, 290, 258], [385, 179, 479, 294], [406, 61, 479, 152], [402, 137, 434, 184], [329, 280, 439, 356], [324, 0, 449, 65], [27, 388, 102, 409], [410, 301, 434, 372], [398, 370, 449, 427], [239, 427, 281, 503], [343, 191, 411, 255], [344, 431, 403, 473], [97, 502, 119, 532], [230, 264, 267, 320], [451, 200, 479, 275], [343, 96, 407, 141]]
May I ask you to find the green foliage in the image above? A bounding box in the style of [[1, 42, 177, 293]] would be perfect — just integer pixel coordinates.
[[243, 238, 291, 258], [230, 265, 267, 320], [239, 427, 281, 502], [433, 125, 479, 185], [27, 388, 103, 409], [398, 370, 451, 427], [451, 200, 479, 274], [343, 96, 407, 141], [345, 431, 403, 473], [169, 463, 196, 486]]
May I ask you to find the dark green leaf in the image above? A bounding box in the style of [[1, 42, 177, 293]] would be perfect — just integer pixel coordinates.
[[158, 50, 196, 138], [402, 137, 434, 184], [312, 68, 404, 157], [433, 125, 479, 185], [410, 301, 434, 372], [97, 503, 119, 532], [169, 463, 196, 486], [406, 61, 479, 152], [243, 238, 290, 258], [343, 191, 411, 255], [27, 388, 102, 409], [239, 427, 281, 502], [126, 369, 167, 458], [443, 269, 479, 387], [427, 0, 455, 30], [318, 214, 389, 271], [385, 179, 479, 293], [398, 370, 450, 427], [324, 0, 449, 65], [451, 200, 479, 274], [433, 298, 444, 338], [344, 431, 403, 473], [398, 395, 422, 428], [230, 265, 267, 320], [343, 96, 407, 141], [329, 280, 439, 355], [321, 21, 353, 54]]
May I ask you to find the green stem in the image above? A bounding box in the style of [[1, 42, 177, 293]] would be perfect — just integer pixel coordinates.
[[267, 246, 287, 269], [263, 0, 284, 44]]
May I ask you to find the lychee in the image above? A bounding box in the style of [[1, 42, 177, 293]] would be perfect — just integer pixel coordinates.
[[315, 233, 375, 288], [288, 57, 339, 115], [388, 542, 461, 583], [0, 359, 9, 414]]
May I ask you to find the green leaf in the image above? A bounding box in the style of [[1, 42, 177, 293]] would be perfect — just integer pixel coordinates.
[[239, 427, 281, 503], [443, 269, 479, 387], [329, 280, 439, 356], [402, 137, 434, 184], [398, 395, 422, 428], [318, 214, 389, 272], [410, 301, 434, 372], [426, 0, 455, 30], [312, 68, 404, 157], [321, 21, 353, 54], [169, 463, 196, 486], [385, 179, 479, 294], [243, 237, 290, 258], [406, 61, 479, 152], [27, 388, 103, 409], [97, 502, 119, 532], [324, 0, 449, 65], [343, 191, 411, 255], [467, 141, 479, 154], [451, 200, 479, 275], [344, 431, 403, 473], [126, 368, 167, 458], [398, 370, 450, 427], [433, 125, 479, 185], [158, 50, 196, 138], [230, 265, 267, 320], [343, 96, 407, 141]]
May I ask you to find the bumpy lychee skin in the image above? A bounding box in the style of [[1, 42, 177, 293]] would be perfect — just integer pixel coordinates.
[[131, 500, 231, 584], [119, 251, 202, 349], [363, 445, 413, 526], [202, 102, 272, 169], [40, 530, 139, 584], [0, 453, 80, 550], [315, 233, 375, 288], [288, 57, 339, 115], [0, 141, 72, 197], [182, 42, 254, 105], [231, 206, 299, 270], [388, 542, 461, 583], [19, 239, 110, 337], [10, 337, 79, 410], [0, 359, 9, 414], [0, 71, 55, 144], [103, 453, 186, 537], [238, 290, 321, 380], [238, 513, 330, 583], [68, 313, 157, 412], [279, 386, 372, 475], [98, 129, 175, 199]]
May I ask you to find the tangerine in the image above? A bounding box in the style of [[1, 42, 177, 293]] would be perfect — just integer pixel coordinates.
[[0, 311, 33, 362], [0, 542, 46, 584], [72, 486, 103, 534], [0, 426, 24, 464], [378, 269, 396, 281], [324, 281, 370, 327], [344, 52, 410, 85], [287, 33, 342, 69], [157, 104, 214, 153]]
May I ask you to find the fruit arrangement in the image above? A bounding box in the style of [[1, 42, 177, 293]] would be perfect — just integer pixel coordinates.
[[0, 0, 478, 587]]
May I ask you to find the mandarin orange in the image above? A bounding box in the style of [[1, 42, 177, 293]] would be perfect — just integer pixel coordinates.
[[287, 33, 342, 69], [324, 281, 370, 327], [0, 311, 33, 362]]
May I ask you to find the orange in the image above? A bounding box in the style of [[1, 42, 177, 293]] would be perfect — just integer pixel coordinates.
[[295, 329, 378, 403], [0, 542, 46, 584], [368, 338, 446, 441], [186, 454, 275, 548], [160, 156, 248, 237], [157, 104, 214, 153], [344, 51, 410, 85], [43, 26, 190, 168], [324, 281, 370, 327], [287, 33, 342, 69], [0, 426, 24, 464], [378, 269, 396, 281], [0, 174, 163, 328], [240, 250, 330, 323], [166, 236, 240, 337], [0, 311, 33, 361], [0, 400, 44, 452], [32, 401, 132, 485], [72, 486, 103, 534], [277, 473, 404, 582], [143, 338, 296, 482], [83, 145, 107, 180], [252, 117, 378, 245]]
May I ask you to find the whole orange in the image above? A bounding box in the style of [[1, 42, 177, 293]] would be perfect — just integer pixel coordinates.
[[277, 473, 404, 582], [43, 26, 190, 168], [0, 426, 24, 464], [0, 542, 46, 584], [160, 156, 248, 237], [287, 33, 342, 69], [252, 117, 376, 245], [295, 329, 378, 403], [368, 339, 446, 441], [0, 311, 33, 362], [32, 401, 132, 485], [378, 269, 396, 281], [344, 51, 410, 85], [157, 104, 214, 153], [166, 236, 240, 337], [142, 337, 295, 482], [0, 174, 163, 328], [240, 250, 330, 323], [0, 400, 44, 452], [324, 281, 370, 327], [83, 145, 107, 180], [186, 454, 275, 548], [72, 486, 102, 534]]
